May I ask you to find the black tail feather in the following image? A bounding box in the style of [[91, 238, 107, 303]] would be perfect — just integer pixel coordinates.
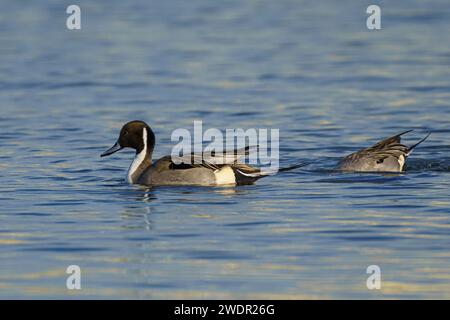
[[278, 161, 312, 172], [408, 132, 431, 152]]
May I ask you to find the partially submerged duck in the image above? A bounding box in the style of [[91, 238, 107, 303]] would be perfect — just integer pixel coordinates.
[[338, 130, 430, 172]]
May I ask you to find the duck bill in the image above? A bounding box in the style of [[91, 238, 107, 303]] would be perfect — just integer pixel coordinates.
[[101, 142, 122, 157]]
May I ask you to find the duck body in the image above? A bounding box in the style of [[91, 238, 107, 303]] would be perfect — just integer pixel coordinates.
[[101, 120, 302, 186], [138, 157, 217, 186], [338, 130, 430, 172]]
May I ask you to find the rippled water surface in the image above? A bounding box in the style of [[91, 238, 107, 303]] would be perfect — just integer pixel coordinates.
[[1, 1, 450, 299]]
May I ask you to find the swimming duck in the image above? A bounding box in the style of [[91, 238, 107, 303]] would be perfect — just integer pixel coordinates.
[[338, 130, 430, 172], [101, 120, 307, 186]]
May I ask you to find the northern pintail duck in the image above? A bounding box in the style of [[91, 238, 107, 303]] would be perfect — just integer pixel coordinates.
[[101, 120, 307, 186], [338, 130, 430, 172]]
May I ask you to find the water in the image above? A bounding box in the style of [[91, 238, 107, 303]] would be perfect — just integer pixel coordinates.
[[1, 0, 450, 299]]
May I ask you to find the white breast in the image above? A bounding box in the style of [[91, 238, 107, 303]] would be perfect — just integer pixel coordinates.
[[127, 128, 147, 183]]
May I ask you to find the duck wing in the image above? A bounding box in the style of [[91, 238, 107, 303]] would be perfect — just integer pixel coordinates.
[[365, 131, 411, 160], [169, 145, 258, 171]]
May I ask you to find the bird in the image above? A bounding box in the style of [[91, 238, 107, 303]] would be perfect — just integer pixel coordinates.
[[338, 130, 430, 172], [101, 120, 308, 186]]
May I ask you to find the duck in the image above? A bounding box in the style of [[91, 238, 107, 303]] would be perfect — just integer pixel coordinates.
[[101, 120, 308, 186], [338, 130, 430, 172]]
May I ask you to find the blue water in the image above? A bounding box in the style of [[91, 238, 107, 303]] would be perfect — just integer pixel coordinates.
[[1, 0, 450, 299]]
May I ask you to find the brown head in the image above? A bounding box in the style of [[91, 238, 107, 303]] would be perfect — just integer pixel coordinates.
[[101, 120, 156, 157]]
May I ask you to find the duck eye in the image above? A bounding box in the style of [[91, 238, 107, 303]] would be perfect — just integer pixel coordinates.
[[123, 130, 129, 136]]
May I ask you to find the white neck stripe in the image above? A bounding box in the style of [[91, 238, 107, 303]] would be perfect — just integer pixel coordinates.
[[127, 127, 147, 183]]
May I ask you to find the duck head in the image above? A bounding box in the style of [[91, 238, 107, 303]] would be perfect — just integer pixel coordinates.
[[101, 120, 155, 157]]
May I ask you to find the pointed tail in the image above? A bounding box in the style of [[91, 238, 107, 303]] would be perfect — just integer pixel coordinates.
[[236, 162, 311, 178], [278, 161, 312, 172], [407, 132, 431, 154]]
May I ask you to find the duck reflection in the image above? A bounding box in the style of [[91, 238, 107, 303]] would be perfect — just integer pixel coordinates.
[[119, 184, 256, 231], [120, 187, 155, 230]]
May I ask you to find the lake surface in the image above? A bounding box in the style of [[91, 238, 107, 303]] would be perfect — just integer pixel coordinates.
[[1, 0, 450, 299]]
